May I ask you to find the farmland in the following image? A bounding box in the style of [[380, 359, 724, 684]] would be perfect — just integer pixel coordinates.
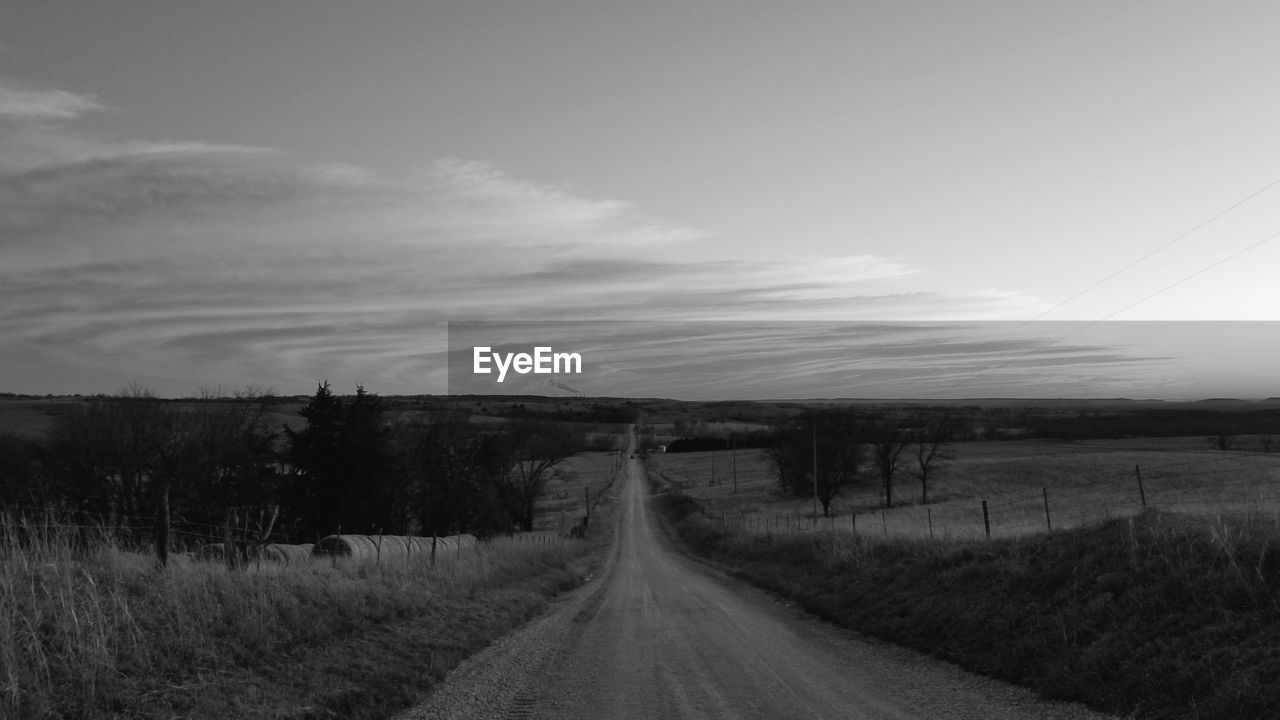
[[646, 435, 1280, 541], [5, 394, 1280, 718], [647, 434, 1280, 719], [0, 392, 628, 719]]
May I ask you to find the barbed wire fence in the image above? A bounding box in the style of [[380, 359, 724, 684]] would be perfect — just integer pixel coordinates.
[[695, 449, 1280, 544], [0, 458, 622, 565]]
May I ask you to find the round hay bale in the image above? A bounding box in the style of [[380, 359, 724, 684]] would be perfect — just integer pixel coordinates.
[[258, 543, 314, 564], [311, 533, 477, 563], [312, 534, 381, 561]]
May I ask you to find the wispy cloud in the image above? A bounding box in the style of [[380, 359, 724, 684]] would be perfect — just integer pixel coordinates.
[[0, 79, 1052, 395], [0, 79, 102, 120]]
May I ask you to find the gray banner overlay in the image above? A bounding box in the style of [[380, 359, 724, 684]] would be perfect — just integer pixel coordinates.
[[446, 321, 1279, 400]]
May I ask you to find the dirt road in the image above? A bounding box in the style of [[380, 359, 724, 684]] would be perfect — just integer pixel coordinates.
[[402, 441, 1117, 720]]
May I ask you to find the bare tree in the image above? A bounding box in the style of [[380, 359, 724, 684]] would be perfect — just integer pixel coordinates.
[[1209, 431, 1238, 451], [767, 409, 862, 517], [397, 410, 515, 538], [866, 414, 910, 508], [906, 414, 955, 504], [148, 402, 199, 568], [506, 419, 582, 532]]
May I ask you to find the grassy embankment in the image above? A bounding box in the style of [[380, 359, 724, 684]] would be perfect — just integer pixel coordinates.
[[1, 450, 621, 720], [651, 456, 1280, 720]]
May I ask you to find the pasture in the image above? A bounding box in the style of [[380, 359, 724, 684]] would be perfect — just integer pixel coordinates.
[[533, 449, 625, 533], [647, 432, 1280, 719], [646, 436, 1280, 541]]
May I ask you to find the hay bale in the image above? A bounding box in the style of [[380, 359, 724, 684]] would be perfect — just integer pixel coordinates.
[[311, 533, 477, 562], [257, 543, 313, 564], [312, 534, 381, 560]]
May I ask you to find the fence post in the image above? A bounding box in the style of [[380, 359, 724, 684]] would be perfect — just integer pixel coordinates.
[[1043, 487, 1052, 531], [851, 512, 857, 537], [240, 512, 250, 567], [1135, 465, 1146, 509], [928, 507, 934, 541], [333, 524, 341, 568], [881, 511, 888, 538], [223, 508, 234, 570], [376, 527, 383, 566], [982, 500, 991, 540]]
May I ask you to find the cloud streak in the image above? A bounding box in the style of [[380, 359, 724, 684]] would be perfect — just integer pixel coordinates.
[[0, 78, 1055, 396], [0, 80, 102, 120]]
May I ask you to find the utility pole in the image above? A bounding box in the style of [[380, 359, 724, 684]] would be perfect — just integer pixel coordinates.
[[732, 433, 738, 494], [812, 424, 819, 518]]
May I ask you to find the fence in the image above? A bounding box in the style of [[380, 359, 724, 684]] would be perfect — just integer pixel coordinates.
[[0, 506, 580, 570], [697, 451, 1280, 543]]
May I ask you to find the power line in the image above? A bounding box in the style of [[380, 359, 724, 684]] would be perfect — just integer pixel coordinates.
[[1028, 174, 1280, 322], [947, 224, 1280, 388], [912, 174, 1280, 391]]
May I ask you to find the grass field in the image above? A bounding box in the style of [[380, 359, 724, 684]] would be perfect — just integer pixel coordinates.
[[647, 437, 1280, 541], [0, 399, 85, 438], [653, 488, 1280, 720], [533, 449, 624, 533], [0, 445, 621, 720]]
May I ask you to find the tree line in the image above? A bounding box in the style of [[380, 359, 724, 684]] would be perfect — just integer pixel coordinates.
[[0, 382, 584, 564], [767, 408, 956, 515]]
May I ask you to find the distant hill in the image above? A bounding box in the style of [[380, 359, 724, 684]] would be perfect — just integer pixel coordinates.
[[767, 397, 1171, 409]]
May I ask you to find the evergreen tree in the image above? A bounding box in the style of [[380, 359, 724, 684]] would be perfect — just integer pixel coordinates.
[[285, 382, 346, 536]]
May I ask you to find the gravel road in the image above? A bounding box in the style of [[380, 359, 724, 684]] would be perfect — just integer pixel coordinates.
[[398, 435, 1120, 720]]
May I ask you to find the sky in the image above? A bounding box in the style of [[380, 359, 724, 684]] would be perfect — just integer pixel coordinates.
[[2, 1, 1280, 399]]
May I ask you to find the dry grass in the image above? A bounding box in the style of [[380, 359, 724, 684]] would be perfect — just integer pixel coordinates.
[[535, 449, 624, 531], [654, 484, 1280, 720], [647, 438, 1280, 542], [0, 513, 602, 719]]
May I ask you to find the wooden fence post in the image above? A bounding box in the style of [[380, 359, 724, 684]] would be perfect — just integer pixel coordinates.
[[1135, 465, 1146, 509], [333, 524, 341, 568], [1043, 487, 1052, 531], [223, 507, 234, 570], [982, 501, 991, 540]]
